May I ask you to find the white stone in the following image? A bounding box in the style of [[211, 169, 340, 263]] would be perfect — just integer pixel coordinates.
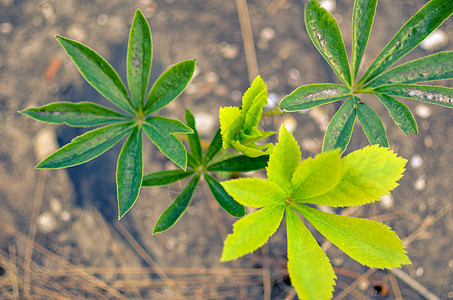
[[420, 29, 448, 52], [34, 128, 59, 162], [380, 193, 394, 209], [415, 104, 431, 119], [260, 27, 276, 42], [194, 112, 216, 136], [38, 211, 58, 233], [410, 154, 423, 169], [319, 0, 336, 13]]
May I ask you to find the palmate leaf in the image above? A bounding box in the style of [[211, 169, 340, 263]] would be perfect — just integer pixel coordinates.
[[366, 51, 453, 87], [205, 174, 245, 217], [221, 178, 285, 208], [220, 205, 285, 261], [291, 150, 343, 199], [286, 207, 336, 300], [358, 0, 453, 86], [143, 116, 192, 170], [303, 145, 406, 207], [351, 0, 378, 82], [305, 0, 351, 86], [375, 93, 418, 135], [153, 174, 200, 233], [376, 84, 453, 108], [142, 169, 195, 186], [117, 126, 143, 219], [219, 76, 274, 157], [144, 59, 196, 115], [36, 122, 133, 169], [127, 9, 152, 109], [296, 204, 411, 268], [266, 126, 301, 193], [21, 102, 128, 127], [323, 97, 356, 154], [56, 36, 135, 115], [356, 101, 389, 147], [206, 155, 269, 173], [279, 84, 350, 112]]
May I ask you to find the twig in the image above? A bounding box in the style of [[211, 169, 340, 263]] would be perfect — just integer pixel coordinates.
[[266, 0, 287, 17], [388, 271, 403, 300], [334, 268, 376, 300], [8, 244, 20, 299], [235, 0, 259, 83], [114, 221, 185, 298], [391, 268, 440, 300], [23, 170, 47, 297]]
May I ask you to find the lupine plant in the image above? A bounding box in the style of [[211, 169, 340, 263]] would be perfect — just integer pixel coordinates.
[[21, 0, 453, 299], [279, 0, 453, 153]]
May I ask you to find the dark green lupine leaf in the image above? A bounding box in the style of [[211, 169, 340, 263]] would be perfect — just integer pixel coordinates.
[[376, 84, 453, 108], [142, 169, 195, 186], [359, 0, 453, 86], [144, 59, 196, 115], [351, 0, 378, 81], [323, 97, 356, 154], [375, 93, 418, 135], [185, 108, 202, 164], [305, 0, 351, 86], [205, 174, 245, 217], [204, 128, 222, 165], [366, 51, 453, 87], [22, 102, 128, 127], [143, 116, 192, 170], [187, 152, 200, 169], [117, 126, 143, 219], [56, 36, 134, 115], [207, 155, 269, 173], [153, 174, 200, 233], [279, 84, 350, 112], [127, 9, 152, 109], [356, 101, 389, 147], [36, 122, 133, 169]]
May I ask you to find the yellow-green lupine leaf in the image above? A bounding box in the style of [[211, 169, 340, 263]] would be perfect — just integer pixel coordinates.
[[322, 97, 356, 154], [366, 51, 453, 87], [241, 75, 267, 118], [351, 0, 378, 82], [356, 101, 389, 147], [219, 106, 242, 148], [243, 89, 268, 137], [358, 0, 453, 87], [117, 126, 143, 219], [291, 150, 343, 200], [220, 178, 286, 208], [286, 207, 336, 300], [375, 93, 418, 135], [302, 145, 406, 207], [375, 84, 453, 109], [127, 9, 152, 109], [221, 205, 285, 261], [279, 83, 350, 112], [296, 204, 411, 268], [305, 0, 351, 86], [231, 140, 273, 158], [266, 125, 301, 192]]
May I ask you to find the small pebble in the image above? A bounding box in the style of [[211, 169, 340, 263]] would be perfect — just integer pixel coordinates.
[[219, 42, 239, 60], [282, 115, 297, 132], [420, 29, 448, 51], [358, 279, 369, 291], [37, 212, 57, 233], [204, 71, 218, 84], [410, 154, 423, 168], [415, 267, 424, 276], [194, 112, 216, 136], [288, 68, 302, 86], [34, 128, 59, 161], [50, 198, 62, 214], [60, 210, 71, 222], [415, 104, 431, 119], [97, 14, 109, 26], [424, 136, 433, 148], [0, 23, 12, 34], [332, 257, 344, 266], [319, 0, 336, 13], [448, 259, 453, 269], [414, 176, 426, 191], [380, 193, 394, 209], [260, 27, 276, 42]]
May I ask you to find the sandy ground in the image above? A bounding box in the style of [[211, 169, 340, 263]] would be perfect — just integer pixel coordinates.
[[1, 0, 453, 298]]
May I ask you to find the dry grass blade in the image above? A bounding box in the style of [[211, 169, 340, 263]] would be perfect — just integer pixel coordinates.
[[334, 268, 376, 300], [391, 268, 440, 300]]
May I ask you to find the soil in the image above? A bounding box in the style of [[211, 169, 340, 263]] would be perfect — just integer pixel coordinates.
[[1, 0, 453, 299]]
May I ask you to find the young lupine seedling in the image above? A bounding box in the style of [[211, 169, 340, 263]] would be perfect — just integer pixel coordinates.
[[219, 76, 275, 157], [21, 9, 196, 219], [220, 125, 410, 299], [141, 108, 270, 233], [279, 0, 453, 153]]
